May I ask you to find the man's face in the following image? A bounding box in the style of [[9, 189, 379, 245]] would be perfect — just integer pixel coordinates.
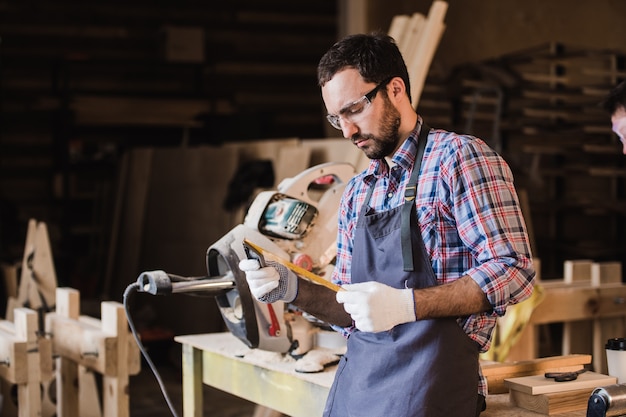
[[611, 106, 626, 155], [322, 69, 401, 160]]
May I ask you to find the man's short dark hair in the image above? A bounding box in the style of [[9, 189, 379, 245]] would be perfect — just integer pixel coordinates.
[[317, 32, 412, 103]]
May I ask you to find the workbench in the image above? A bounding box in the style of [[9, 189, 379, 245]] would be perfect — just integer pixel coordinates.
[[175, 332, 588, 417]]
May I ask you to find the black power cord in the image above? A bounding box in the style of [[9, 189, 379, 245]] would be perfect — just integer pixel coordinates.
[[123, 282, 180, 417]]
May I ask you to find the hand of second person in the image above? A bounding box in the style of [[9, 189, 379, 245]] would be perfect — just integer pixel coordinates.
[[336, 281, 416, 332]]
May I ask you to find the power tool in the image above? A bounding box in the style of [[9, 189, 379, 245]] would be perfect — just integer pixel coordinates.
[[135, 162, 356, 354]]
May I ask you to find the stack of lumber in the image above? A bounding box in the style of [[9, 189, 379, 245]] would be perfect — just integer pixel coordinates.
[[387, 1, 448, 110], [450, 42, 626, 279]]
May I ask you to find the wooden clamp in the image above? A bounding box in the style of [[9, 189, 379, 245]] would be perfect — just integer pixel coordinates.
[[45, 288, 141, 417]]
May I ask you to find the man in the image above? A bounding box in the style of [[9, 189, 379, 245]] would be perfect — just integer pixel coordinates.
[[602, 80, 626, 154], [239, 33, 535, 417]]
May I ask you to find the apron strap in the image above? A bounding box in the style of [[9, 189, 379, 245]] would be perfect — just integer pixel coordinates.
[[401, 122, 430, 271]]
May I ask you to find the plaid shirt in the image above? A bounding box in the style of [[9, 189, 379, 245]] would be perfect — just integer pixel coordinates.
[[331, 122, 536, 394]]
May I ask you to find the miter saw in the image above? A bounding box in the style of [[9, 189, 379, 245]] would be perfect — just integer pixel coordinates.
[[135, 161, 355, 357]]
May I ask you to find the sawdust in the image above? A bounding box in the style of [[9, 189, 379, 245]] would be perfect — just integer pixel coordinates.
[[294, 349, 341, 373], [235, 348, 296, 365]]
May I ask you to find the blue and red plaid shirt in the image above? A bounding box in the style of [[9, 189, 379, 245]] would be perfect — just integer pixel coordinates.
[[331, 121, 536, 394]]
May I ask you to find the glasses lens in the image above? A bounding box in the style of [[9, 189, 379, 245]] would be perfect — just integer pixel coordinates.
[[325, 78, 390, 130], [326, 114, 341, 130]]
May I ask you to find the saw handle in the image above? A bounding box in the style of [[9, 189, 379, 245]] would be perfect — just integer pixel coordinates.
[[243, 242, 266, 267], [243, 241, 282, 337]]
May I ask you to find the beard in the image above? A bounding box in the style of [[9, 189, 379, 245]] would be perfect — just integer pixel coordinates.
[[351, 95, 401, 160]]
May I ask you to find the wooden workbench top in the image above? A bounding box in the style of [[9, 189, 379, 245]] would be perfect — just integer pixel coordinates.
[[176, 332, 589, 417]]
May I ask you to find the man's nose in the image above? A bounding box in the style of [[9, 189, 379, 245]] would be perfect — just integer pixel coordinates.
[[340, 119, 359, 139]]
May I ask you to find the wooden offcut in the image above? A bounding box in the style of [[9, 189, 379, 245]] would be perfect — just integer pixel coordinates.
[[481, 354, 591, 394], [504, 371, 615, 395], [509, 387, 595, 415]]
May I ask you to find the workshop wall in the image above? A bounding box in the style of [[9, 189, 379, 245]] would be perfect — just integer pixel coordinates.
[[0, 0, 338, 304], [2, 0, 626, 336], [108, 138, 363, 336]]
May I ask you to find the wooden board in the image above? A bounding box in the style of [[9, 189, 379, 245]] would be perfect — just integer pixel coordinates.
[[481, 354, 591, 394], [504, 371, 616, 395], [509, 387, 593, 415]]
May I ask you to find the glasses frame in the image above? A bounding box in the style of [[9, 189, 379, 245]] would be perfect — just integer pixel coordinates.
[[326, 77, 393, 130]]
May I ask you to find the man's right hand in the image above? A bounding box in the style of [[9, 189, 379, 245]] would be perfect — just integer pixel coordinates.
[[238, 259, 298, 303]]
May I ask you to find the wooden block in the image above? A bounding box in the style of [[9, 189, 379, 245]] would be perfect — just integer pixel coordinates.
[[564, 259, 593, 283], [591, 262, 622, 286], [399, 13, 426, 71], [482, 354, 591, 394], [56, 287, 80, 320], [509, 387, 592, 415], [504, 371, 616, 395]]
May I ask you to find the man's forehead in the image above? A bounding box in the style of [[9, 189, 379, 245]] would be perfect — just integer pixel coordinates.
[[322, 69, 368, 111]]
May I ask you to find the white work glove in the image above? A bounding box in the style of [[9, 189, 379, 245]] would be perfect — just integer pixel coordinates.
[[336, 281, 416, 333], [238, 259, 298, 303]]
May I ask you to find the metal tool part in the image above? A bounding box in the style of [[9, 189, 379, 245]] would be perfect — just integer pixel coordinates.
[[545, 368, 587, 382], [587, 384, 626, 417], [135, 162, 356, 354]]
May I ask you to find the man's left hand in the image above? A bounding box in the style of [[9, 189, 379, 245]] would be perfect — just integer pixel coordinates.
[[336, 281, 416, 332]]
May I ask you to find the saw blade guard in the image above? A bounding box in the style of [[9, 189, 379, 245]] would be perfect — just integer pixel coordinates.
[[243, 161, 356, 272], [206, 224, 293, 352]]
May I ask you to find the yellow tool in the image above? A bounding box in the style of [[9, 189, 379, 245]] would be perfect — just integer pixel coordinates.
[[243, 239, 342, 292]]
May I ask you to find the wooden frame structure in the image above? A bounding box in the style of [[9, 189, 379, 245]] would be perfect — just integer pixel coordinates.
[[45, 287, 141, 417]]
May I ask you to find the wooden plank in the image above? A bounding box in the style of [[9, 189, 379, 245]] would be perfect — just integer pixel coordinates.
[[14, 308, 42, 417], [387, 14, 411, 50], [509, 387, 593, 415], [563, 260, 593, 355], [58, 357, 80, 417], [398, 13, 425, 67], [79, 366, 103, 417], [482, 355, 592, 378], [101, 302, 130, 417], [481, 354, 591, 394], [505, 371, 615, 395], [181, 343, 203, 417], [564, 260, 593, 284], [528, 284, 609, 324], [405, 1, 447, 108], [592, 262, 623, 288]]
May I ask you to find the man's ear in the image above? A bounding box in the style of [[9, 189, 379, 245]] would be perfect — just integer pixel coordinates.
[[389, 77, 406, 100]]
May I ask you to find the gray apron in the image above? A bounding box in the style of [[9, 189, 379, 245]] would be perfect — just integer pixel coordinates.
[[324, 125, 479, 417]]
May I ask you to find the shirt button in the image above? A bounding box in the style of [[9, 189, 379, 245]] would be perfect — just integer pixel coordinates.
[[387, 192, 393, 198]]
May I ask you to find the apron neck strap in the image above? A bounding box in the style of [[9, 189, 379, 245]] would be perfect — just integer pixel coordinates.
[[401, 122, 431, 271]]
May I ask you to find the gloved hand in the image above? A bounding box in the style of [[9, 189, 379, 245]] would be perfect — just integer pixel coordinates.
[[238, 259, 298, 303], [336, 281, 416, 332]]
